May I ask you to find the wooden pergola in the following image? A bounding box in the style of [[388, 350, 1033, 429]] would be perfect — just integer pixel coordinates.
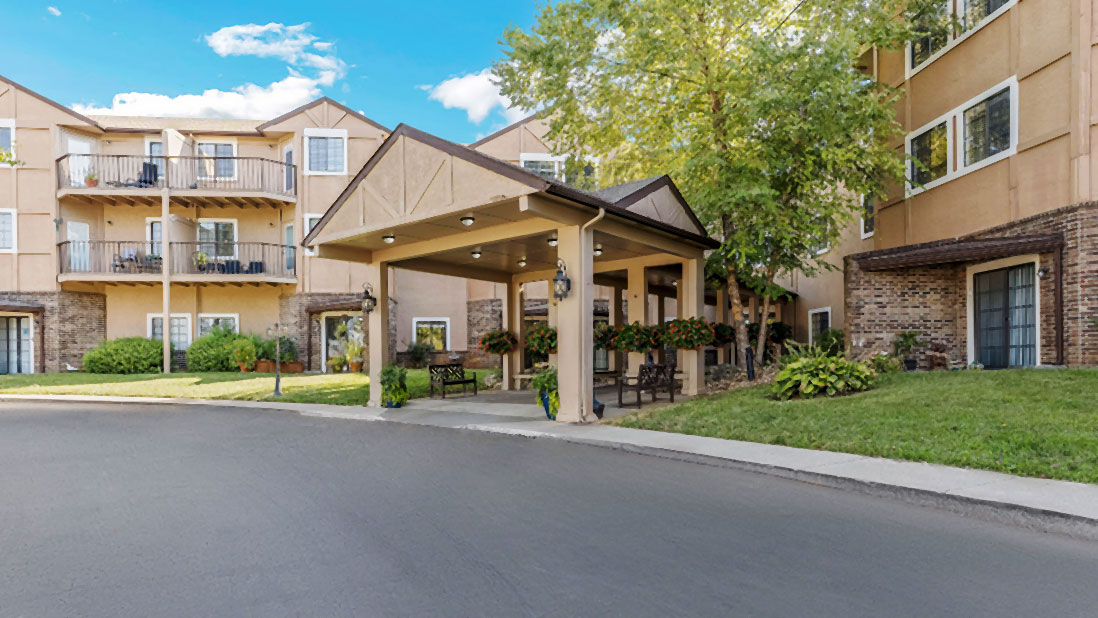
[[305, 124, 718, 423]]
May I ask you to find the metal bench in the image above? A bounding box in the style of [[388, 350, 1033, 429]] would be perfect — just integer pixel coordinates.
[[428, 363, 478, 398], [617, 363, 674, 408]]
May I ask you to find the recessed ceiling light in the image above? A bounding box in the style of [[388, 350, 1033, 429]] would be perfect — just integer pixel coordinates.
[[672, 280, 678, 287], [547, 237, 558, 247], [518, 257, 527, 268], [593, 243, 603, 257], [460, 215, 475, 227], [471, 249, 482, 259], [382, 234, 395, 244]]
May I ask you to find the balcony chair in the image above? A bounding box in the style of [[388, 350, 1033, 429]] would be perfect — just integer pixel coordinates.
[[124, 162, 159, 188]]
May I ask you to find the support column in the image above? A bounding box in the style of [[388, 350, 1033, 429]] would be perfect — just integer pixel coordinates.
[[626, 262, 648, 374], [160, 189, 171, 374], [656, 293, 666, 364], [682, 255, 706, 397], [503, 280, 522, 390], [366, 261, 390, 407], [555, 225, 594, 423], [610, 284, 623, 372], [547, 279, 558, 367], [716, 287, 729, 365], [675, 279, 684, 370]]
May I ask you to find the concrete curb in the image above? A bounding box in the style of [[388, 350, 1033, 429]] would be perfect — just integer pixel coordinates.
[[3, 393, 1098, 540]]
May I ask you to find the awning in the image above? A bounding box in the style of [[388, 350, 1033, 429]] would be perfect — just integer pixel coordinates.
[[0, 301, 44, 314], [854, 234, 1063, 271]]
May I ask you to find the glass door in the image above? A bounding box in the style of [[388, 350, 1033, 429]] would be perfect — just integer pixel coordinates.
[[974, 264, 1036, 368], [0, 316, 32, 374]]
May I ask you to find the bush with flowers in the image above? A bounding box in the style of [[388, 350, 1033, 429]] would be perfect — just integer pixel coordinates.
[[479, 329, 519, 355], [524, 324, 558, 355], [662, 317, 715, 349]]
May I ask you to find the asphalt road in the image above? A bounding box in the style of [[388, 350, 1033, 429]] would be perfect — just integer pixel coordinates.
[[1, 401, 1097, 617]]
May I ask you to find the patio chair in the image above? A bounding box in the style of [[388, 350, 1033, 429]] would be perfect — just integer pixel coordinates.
[[124, 162, 159, 188]]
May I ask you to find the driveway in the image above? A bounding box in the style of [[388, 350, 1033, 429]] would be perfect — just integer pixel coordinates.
[[2, 401, 1097, 617]]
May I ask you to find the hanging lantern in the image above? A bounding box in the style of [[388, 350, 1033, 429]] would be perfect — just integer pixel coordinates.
[[361, 283, 377, 314], [552, 258, 571, 301]]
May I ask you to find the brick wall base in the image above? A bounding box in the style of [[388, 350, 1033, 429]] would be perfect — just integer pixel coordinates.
[[280, 293, 398, 372], [0, 291, 106, 373]]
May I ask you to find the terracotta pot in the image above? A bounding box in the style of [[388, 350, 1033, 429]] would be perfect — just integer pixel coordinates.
[[85, 179, 98, 187], [239, 363, 252, 372], [282, 361, 304, 374], [255, 360, 275, 373], [349, 361, 363, 373]]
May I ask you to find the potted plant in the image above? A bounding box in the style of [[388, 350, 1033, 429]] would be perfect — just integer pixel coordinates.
[[276, 336, 303, 373], [662, 317, 715, 350], [531, 366, 559, 420], [231, 338, 257, 372], [254, 336, 275, 373], [893, 330, 923, 371], [84, 171, 99, 187], [594, 322, 617, 350], [379, 363, 409, 408], [192, 252, 209, 273], [613, 321, 662, 354], [345, 321, 365, 372], [524, 324, 558, 356]]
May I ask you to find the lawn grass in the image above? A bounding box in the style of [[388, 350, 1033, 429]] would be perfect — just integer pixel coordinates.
[[0, 368, 500, 407], [610, 369, 1098, 484]]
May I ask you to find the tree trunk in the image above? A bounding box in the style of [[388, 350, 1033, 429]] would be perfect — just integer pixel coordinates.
[[754, 294, 772, 366], [726, 272, 750, 368]]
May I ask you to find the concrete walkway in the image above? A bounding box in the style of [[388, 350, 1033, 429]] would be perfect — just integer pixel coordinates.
[[3, 391, 1098, 539]]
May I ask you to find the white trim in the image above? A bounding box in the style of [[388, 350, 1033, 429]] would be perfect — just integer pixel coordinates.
[[282, 141, 295, 191], [0, 312, 36, 374], [197, 313, 240, 337], [304, 213, 322, 256], [807, 307, 832, 346], [303, 128, 348, 176], [413, 316, 452, 351], [196, 217, 239, 259], [147, 313, 193, 350], [860, 196, 875, 239], [906, 0, 1017, 79], [520, 152, 565, 180], [195, 139, 238, 182], [906, 75, 1018, 197], [0, 118, 14, 167], [0, 208, 16, 253], [965, 254, 1041, 367]]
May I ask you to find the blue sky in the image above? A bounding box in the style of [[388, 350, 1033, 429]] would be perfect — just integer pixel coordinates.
[[1, 1, 542, 142]]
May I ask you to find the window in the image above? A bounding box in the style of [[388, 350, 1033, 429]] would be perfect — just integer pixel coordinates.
[[520, 153, 564, 181], [910, 4, 950, 69], [148, 314, 192, 351], [808, 308, 831, 346], [304, 129, 347, 175], [197, 142, 235, 179], [963, 87, 1010, 167], [198, 314, 239, 337], [0, 315, 33, 375], [283, 143, 294, 190], [908, 0, 1016, 76], [0, 209, 15, 253], [304, 213, 322, 256], [413, 318, 450, 351], [197, 219, 237, 259], [146, 218, 162, 257], [962, 0, 1010, 28], [0, 118, 13, 164], [146, 139, 165, 178], [861, 195, 875, 239], [284, 224, 295, 271], [910, 122, 948, 186]]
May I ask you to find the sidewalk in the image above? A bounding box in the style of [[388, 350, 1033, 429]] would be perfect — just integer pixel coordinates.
[[3, 392, 1098, 540]]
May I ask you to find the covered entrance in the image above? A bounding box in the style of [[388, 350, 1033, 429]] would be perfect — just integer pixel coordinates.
[[973, 263, 1036, 368], [305, 124, 718, 422]]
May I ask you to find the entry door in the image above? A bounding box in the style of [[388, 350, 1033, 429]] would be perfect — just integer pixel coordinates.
[[0, 316, 32, 374], [67, 136, 93, 186], [974, 264, 1036, 368], [67, 221, 90, 272]]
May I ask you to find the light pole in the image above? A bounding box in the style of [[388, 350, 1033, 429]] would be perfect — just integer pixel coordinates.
[[267, 322, 289, 397]]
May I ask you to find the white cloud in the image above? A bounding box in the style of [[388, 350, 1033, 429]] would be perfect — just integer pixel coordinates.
[[46, 6, 61, 16], [423, 69, 527, 124], [73, 22, 345, 119]]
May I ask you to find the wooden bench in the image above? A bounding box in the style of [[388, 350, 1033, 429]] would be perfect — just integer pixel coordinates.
[[618, 363, 675, 408], [429, 363, 478, 398]]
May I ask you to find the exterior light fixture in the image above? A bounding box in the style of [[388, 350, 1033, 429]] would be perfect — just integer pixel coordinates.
[[266, 322, 289, 397], [672, 280, 678, 287], [1037, 267, 1050, 279], [552, 258, 572, 301], [471, 249, 483, 259], [518, 257, 527, 268], [382, 234, 395, 244], [593, 243, 603, 257], [547, 236, 558, 247], [460, 215, 475, 227], [361, 283, 377, 315]]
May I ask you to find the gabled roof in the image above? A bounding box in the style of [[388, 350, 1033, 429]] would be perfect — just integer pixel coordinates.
[[304, 123, 718, 250], [255, 97, 391, 133], [0, 73, 104, 130], [594, 176, 663, 203], [467, 112, 540, 148]]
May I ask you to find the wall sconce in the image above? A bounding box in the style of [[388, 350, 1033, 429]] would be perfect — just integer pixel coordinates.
[[460, 215, 475, 227], [361, 283, 377, 314], [593, 243, 603, 257], [382, 234, 395, 244], [1037, 267, 1050, 279], [471, 248, 482, 259], [106, 220, 113, 226], [553, 258, 571, 301], [547, 236, 558, 247]]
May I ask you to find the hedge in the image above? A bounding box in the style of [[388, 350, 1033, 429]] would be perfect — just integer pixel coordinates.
[[83, 337, 165, 374]]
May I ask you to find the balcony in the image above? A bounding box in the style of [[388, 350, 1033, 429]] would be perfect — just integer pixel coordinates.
[[59, 240, 297, 284], [56, 154, 296, 206]]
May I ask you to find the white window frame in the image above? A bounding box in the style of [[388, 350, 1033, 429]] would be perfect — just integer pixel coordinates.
[[196, 217, 239, 260], [860, 196, 875, 240], [303, 128, 348, 176], [905, 76, 1017, 197], [304, 213, 322, 256], [320, 311, 359, 373], [906, 0, 1017, 78], [147, 313, 193, 350], [197, 313, 241, 337], [965, 254, 1042, 367], [413, 317, 451, 351], [0, 208, 16, 254], [0, 312, 35, 374], [520, 153, 566, 181], [0, 118, 14, 168], [807, 307, 832, 346], [195, 139, 238, 182], [144, 136, 166, 179]]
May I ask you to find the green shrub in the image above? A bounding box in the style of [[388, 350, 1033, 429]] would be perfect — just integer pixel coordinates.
[[404, 340, 433, 368], [815, 327, 846, 356], [230, 338, 257, 370], [379, 363, 409, 407], [870, 353, 904, 374], [83, 337, 165, 374], [254, 335, 297, 363], [531, 366, 559, 420], [186, 327, 246, 372], [772, 355, 876, 400]]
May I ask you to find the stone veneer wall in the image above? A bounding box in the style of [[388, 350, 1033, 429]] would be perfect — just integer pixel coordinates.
[[846, 202, 1098, 367], [0, 291, 106, 372], [280, 293, 398, 372], [465, 298, 503, 369]]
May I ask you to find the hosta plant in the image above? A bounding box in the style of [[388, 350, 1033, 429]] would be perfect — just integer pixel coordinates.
[[525, 324, 558, 355], [662, 317, 714, 350], [771, 355, 876, 400], [479, 329, 519, 355], [612, 321, 662, 353]]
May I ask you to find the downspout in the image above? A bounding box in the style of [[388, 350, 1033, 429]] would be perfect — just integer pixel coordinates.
[[578, 208, 605, 423]]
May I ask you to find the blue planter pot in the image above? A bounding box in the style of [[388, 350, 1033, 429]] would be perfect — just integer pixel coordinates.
[[384, 401, 403, 409], [539, 391, 555, 420]]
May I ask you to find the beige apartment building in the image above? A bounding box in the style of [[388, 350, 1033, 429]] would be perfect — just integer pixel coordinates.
[[791, 0, 1098, 368]]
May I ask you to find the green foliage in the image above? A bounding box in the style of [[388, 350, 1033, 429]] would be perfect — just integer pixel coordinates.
[[531, 366, 559, 420], [404, 340, 433, 369], [379, 363, 409, 407], [479, 329, 519, 355], [893, 330, 923, 357], [712, 322, 735, 347], [662, 317, 714, 350], [772, 355, 876, 400], [593, 321, 617, 350], [816, 328, 846, 357], [747, 321, 793, 347], [230, 338, 257, 371], [83, 337, 165, 374], [870, 353, 904, 374], [612, 321, 662, 353], [186, 327, 246, 372], [525, 324, 558, 356]]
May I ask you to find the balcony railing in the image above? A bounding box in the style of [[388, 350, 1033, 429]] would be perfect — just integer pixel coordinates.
[[58, 240, 296, 279], [56, 154, 296, 198]]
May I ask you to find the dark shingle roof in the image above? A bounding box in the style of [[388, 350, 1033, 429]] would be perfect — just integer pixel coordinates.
[[593, 176, 664, 204]]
